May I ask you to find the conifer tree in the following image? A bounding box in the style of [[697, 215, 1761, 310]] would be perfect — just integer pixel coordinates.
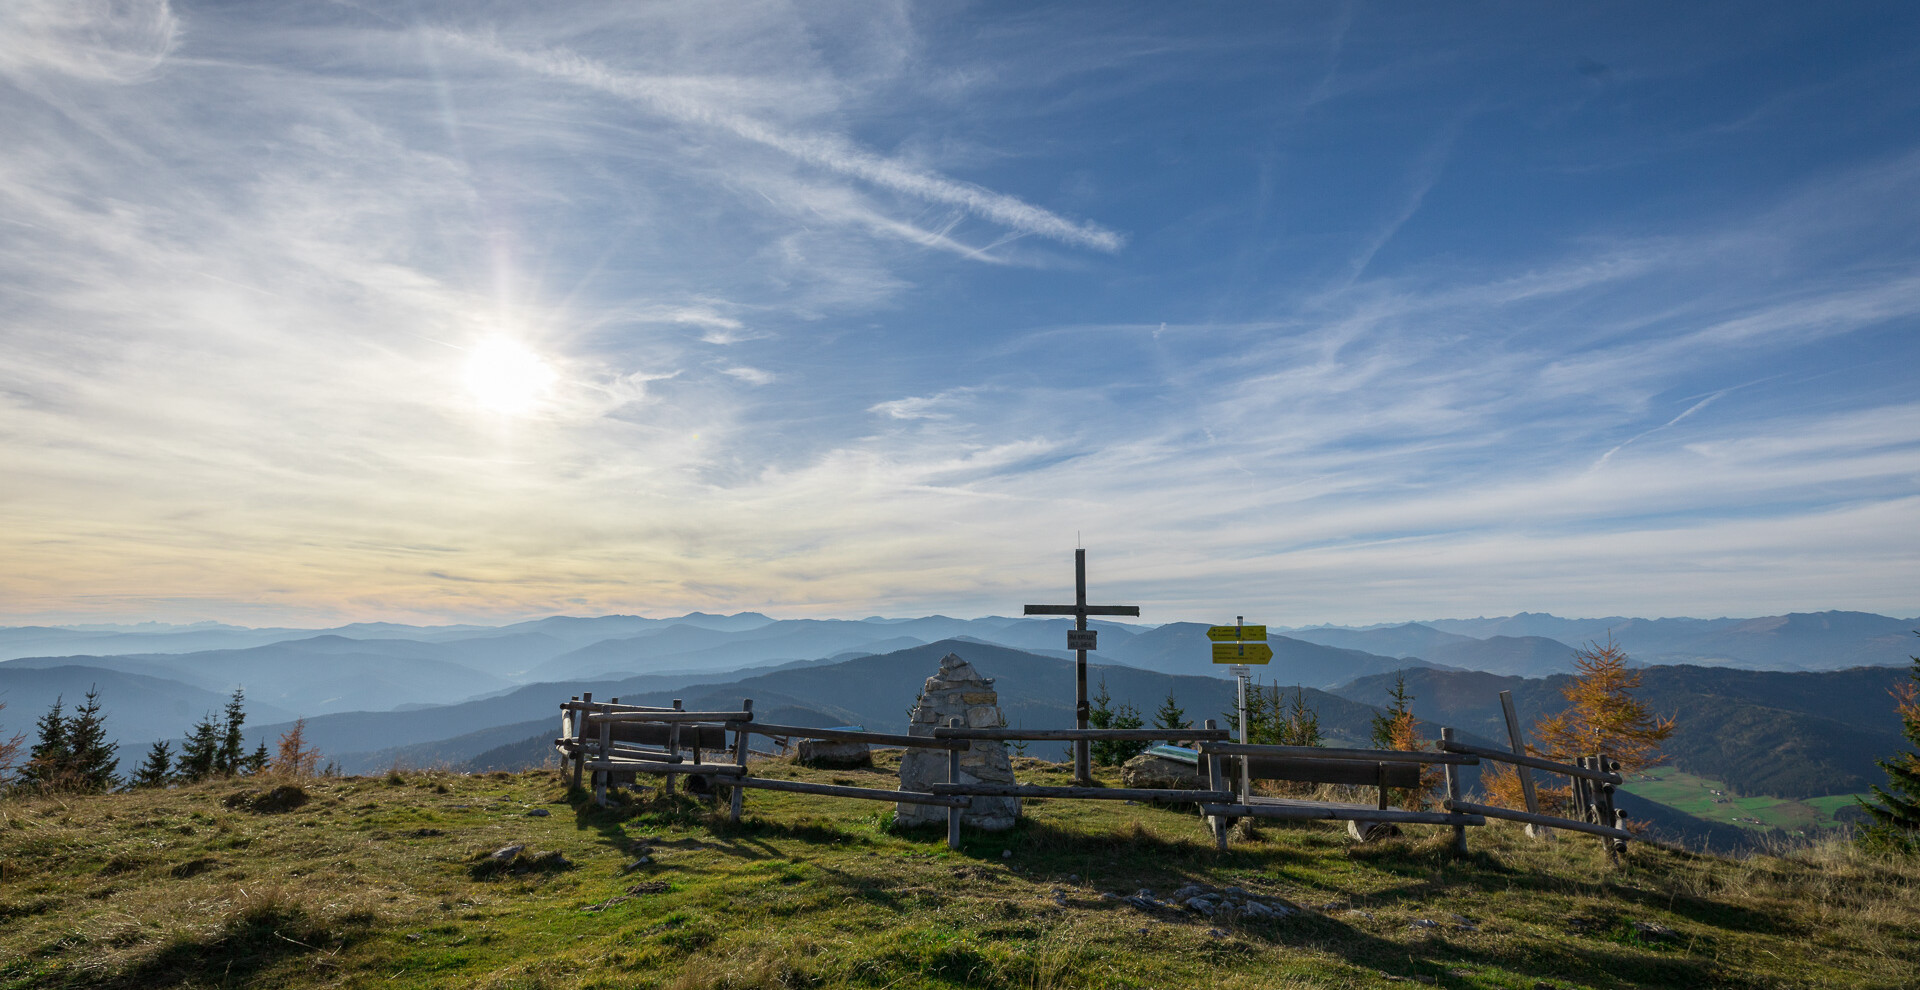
[[1087, 678, 1146, 765], [1857, 634, 1920, 852], [1152, 692, 1188, 736], [20, 696, 71, 791], [177, 712, 222, 782], [246, 741, 270, 775], [1370, 674, 1415, 750], [131, 741, 173, 789], [217, 688, 247, 776], [64, 686, 118, 792], [1279, 688, 1323, 748]]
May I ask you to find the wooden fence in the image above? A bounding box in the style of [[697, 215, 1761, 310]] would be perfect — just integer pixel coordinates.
[[558, 691, 1633, 858]]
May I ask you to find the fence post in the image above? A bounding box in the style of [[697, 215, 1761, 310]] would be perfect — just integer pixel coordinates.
[[1203, 719, 1229, 851], [665, 699, 683, 796], [1441, 728, 1467, 855], [1597, 753, 1623, 862], [572, 693, 590, 792], [946, 717, 963, 850], [596, 710, 613, 807], [1499, 690, 1549, 839], [729, 699, 753, 823]]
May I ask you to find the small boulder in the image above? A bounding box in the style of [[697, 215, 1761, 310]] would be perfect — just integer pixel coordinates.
[[1120, 754, 1203, 790]]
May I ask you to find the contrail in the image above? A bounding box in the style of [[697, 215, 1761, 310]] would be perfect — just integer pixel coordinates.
[[443, 32, 1126, 253]]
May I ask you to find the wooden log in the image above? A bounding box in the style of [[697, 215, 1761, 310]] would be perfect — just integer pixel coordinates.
[[729, 700, 752, 823], [743, 722, 967, 750], [1442, 728, 1467, 854], [571, 693, 589, 791], [1444, 799, 1634, 841], [1437, 738, 1624, 784], [1245, 757, 1422, 789], [1200, 741, 1479, 766], [946, 718, 962, 850], [933, 727, 1231, 742], [929, 783, 1233, 802], [561, 700, 680, 713], [1203, 803, 1487, 827], [1499, 690, 1544, 831], [585, 760, 747, 776], [665, 700, 683, 797], [584, 710, 756, 724], [1204, 718, 1230, 851], [730, 776, 972, 808]]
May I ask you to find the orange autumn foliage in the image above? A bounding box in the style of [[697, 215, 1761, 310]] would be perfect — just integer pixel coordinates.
[[1484, 639, 1675, 815]]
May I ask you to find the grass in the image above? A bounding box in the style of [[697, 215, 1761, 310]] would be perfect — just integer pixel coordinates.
[[0, 756, 1914, 989], [1622, 769, 1871, 834]]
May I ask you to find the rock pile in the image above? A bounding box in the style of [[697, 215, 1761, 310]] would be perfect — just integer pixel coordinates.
[[896, 652, 1019, 830]]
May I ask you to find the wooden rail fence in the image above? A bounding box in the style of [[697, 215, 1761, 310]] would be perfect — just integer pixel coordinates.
[[557, 691, 1635, 859]]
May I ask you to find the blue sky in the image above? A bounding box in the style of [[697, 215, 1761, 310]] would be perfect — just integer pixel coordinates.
[[2, 1, 1917, 626]]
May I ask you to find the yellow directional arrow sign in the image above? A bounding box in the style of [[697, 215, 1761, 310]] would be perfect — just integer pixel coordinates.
[[1206, 625, 1267, 642], [1212, 643, 1274, 664]]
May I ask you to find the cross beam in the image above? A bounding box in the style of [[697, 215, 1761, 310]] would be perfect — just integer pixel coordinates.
[[1024, 549, 1139, 785]]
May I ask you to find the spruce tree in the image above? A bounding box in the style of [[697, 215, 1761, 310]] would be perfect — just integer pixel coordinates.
[[64, 686, 118, 792], [132, 741, 173, 789], [217, 688, 247, 776], [20, 696, 70, 790], [1152, 692, 1188, 735], [1280, 688, 1322, 748], [1370, 674, 1414, 750], [1857, 635, 1920, 852], [177, 713, 221, 782], [246, 740, 270, 775]]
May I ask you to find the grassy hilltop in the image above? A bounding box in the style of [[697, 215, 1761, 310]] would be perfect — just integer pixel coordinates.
[[2, 757, 1915, 990]]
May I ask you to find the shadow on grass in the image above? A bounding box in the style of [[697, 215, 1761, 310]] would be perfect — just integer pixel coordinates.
[[94, 901, 373, 990]]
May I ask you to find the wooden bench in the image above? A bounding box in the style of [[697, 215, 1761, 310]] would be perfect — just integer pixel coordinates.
[[1241, 756, 1423, 840]]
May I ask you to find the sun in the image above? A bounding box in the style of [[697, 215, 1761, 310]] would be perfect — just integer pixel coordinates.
[[463, 337, 556, 415]]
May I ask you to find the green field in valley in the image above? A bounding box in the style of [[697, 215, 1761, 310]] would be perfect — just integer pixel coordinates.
[[1622, 769, 1870, 834]]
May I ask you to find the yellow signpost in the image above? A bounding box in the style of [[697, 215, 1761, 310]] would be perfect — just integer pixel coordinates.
[[1206, 624, 1267, 642], [1211, 642, 1273, 664]]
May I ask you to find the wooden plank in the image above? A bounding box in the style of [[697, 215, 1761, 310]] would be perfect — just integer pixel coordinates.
[[1445, 799, 1634, 841], [729, 776, 971, 808], [585, 759, 747, 777], [585, 710, 753, 724], [929, 783, 1234, 803], [1499, 690, 1543, 821], [1442, 727, 1468, 854], [744, 722, 967, 750], [607, 723, 730, 750], [934, 727, 1230, 742], [946, 718, 962, 850], [1200, 741, 1478, 766], [1245, 756, 1421, 789], [1022, 605, 1141, 616], [1203, 802, 1486, 827], [1437, 738, 1624, 784], [1204, 718, 1230, 850], [729, 700, 752, 823]]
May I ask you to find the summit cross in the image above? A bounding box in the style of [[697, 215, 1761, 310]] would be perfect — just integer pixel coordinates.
[[1023, 548, 1140, 785]]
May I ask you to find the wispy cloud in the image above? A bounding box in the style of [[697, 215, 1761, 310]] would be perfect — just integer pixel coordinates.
[[441, 30, 1125, 254]]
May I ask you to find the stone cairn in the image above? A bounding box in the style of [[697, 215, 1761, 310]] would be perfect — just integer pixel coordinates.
[[896, 652, 1019, 830]]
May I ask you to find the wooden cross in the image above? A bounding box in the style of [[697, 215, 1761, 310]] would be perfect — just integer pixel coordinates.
[[1024, 548, 1140, 785]]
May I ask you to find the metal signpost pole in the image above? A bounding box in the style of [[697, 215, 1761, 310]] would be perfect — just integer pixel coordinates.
[[1207, 616, 1271, 801]]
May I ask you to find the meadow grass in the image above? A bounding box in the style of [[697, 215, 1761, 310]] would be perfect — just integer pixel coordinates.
[[1, 755, 1915, 989], [1620, 769, 1869, 834]]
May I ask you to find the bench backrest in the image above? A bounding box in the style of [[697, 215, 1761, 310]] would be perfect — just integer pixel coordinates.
[[1246, 756, 1421, 789], [606, 722, 731, 750]]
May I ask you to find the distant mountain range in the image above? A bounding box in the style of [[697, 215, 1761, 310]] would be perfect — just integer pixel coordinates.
[[2, 607, 1913, 855]]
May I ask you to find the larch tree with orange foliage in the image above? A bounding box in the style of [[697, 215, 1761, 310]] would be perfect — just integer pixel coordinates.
[[271, 718, 320, 779], [1484, 639, 1675, 817], [1370, 673, 1444, 810]]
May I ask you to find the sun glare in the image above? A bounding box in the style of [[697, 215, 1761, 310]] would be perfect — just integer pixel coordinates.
[[463, 338, 556, 415]]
